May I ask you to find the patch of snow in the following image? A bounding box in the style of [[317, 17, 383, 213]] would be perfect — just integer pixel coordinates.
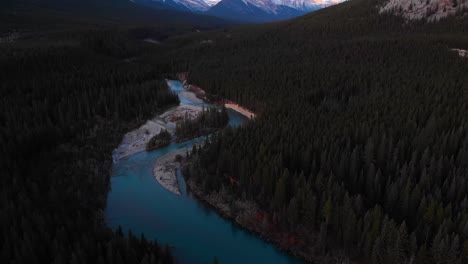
[[204, 0, 222, 6], [173, 0, 211, 11], [243, 0, 281, 13], [238, 0, 343, 13], [271, 0, 343, 10]]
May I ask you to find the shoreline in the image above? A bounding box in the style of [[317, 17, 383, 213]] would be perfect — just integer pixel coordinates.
[[176, 72, 256, 120], [113, 104, 203, 162], [153, 149, 188, 195], [185, 178, 318, 263], [223, 102, 256, 119], [113, 80, 209, 163]]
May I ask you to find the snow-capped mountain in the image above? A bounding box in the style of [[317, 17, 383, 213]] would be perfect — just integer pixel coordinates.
[[271, 0, 339, 11], [210, 0, 342, 14], [171, 0, 211, 11], [131, 0, 343, 21], [207, 0, 345, 22], [206, 0, 307, 22], [204, 0, 223, 6]]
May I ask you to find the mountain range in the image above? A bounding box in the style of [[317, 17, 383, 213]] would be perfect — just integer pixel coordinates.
[[133, 0, 344, 22]]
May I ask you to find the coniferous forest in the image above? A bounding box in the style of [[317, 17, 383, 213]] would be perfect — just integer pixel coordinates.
[[175, 106, 229, 142], [161, 0, 468, 262], [147, 130, 173, 150], [0, 37, 180, 263], [0, 0, 227, 263], [1, 0, 468, 263]]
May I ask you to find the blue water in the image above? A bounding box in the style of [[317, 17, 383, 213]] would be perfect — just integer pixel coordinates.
[[105, 80, 304, 264]]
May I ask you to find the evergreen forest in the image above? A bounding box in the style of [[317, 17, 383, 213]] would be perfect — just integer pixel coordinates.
[[162, 0, 468, 262], [1, 0, 468, 263]]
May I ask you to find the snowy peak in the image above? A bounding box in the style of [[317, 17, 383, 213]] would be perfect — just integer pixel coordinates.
[[234, 0, 342, 13], [144, 0, 211, 11], [132, 0, 344, 21], [206, 0, 318, 22], [204, 0, 223, 6], [143, 0, 342, 12], [168, 0, 211, 11], [243, 0, 278, 13], [209, 0, 343, 17], [271, 0, 342, 10]]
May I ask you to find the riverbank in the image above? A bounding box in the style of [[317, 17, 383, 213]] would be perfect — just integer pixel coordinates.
[[185, 178, 317, 263], [223, 101, 256, 119], [153, 149, 188, 195], [185, 178, 352, 264], [112, 117, 168, 161], [113, 101, 203, 162], [176, 72, 256, 120]]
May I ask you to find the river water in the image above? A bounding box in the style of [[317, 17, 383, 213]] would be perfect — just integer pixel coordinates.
[[105, 80, 304, 264]]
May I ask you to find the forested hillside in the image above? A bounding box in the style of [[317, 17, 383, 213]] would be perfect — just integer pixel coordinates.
[[0, 1, 232, 263], [2, 0, 468, 263], [147, 0, 468, 262]]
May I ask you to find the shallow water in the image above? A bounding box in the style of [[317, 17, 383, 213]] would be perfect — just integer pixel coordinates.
[[105, 80, 304, 264]]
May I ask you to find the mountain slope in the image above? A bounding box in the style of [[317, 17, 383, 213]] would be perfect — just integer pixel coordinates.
[[133, 0, 342, 22], [206, 0, 343, 22]]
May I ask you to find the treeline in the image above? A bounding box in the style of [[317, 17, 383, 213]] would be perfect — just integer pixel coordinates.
[[175, 106, 229, 142], [147, 130, 172, 150], [163, 0, 468, 263], [0, 29, 179, 263]]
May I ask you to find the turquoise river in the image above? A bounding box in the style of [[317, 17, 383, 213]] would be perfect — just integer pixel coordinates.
[[105, 80, 304, 264]]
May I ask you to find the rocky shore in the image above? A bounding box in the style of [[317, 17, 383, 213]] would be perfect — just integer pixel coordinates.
[[112, 104, 202, 162], [153, 149, 188, 195], [112, 117, 167, 162], [186, 178, 322, 264]]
